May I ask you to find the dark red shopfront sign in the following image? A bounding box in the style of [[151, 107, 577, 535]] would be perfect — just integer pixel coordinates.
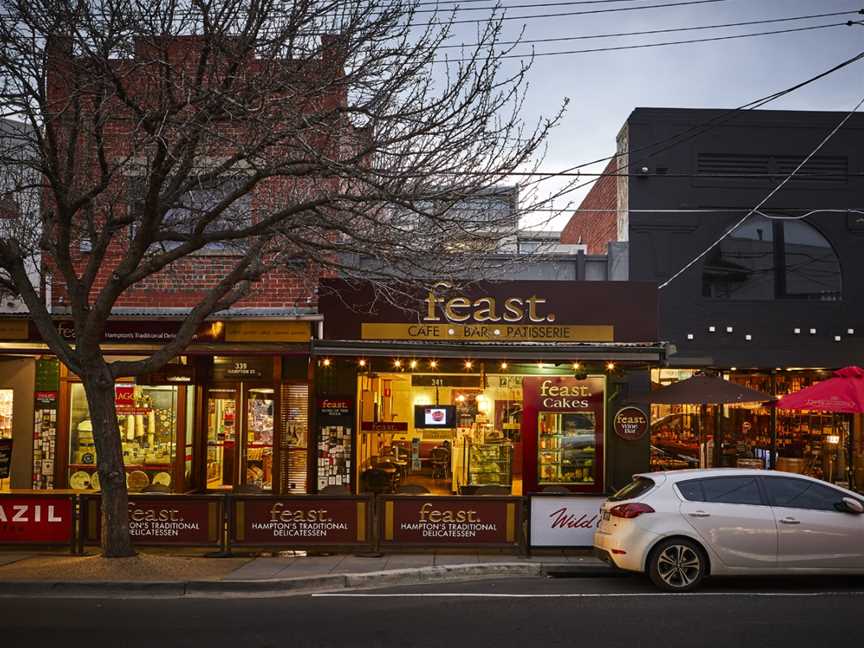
[[83, 495, 222, 546], [231, 496, 371, 546], [381, 496, 520, 547], [521, 376, 606, 494], [0, 495, 74, 545]]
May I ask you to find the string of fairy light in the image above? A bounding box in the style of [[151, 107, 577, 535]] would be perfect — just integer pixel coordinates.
[[319, 358, 617, 371]]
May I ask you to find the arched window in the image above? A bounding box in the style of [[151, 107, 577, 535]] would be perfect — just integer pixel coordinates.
[[702, 214, 842, 300]]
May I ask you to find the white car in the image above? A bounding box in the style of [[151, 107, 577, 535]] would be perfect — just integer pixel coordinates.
[[593, 468, 864, 591]]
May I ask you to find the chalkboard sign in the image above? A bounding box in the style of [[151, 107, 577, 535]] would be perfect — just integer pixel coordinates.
[[0, 438, 12, 479]]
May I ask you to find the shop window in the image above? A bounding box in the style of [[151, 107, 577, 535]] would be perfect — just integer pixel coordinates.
[[538, 412, 597, 486], [128, 176, 252, 254], [0, 389, 11, 492], [68, 384, 179, 492], [702, 214, 842, 301], [763, 476, 845, 512]]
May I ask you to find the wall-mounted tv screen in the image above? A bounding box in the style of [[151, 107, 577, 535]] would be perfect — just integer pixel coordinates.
[[414, 405, 457, 429]]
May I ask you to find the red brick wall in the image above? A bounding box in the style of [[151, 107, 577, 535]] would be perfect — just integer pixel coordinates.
[[560, 158, 619, 254], [44, 36, 350, 312]]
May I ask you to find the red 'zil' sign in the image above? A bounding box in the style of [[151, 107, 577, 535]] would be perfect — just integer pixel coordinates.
[[0, 497, 74, 544], [233, 498, 366, 545]]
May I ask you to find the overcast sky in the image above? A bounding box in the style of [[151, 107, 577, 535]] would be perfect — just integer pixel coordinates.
[[436, 0, 864, 229]]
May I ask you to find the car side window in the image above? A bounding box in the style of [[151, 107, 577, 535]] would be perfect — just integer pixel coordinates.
[[676, 477, 763, 505], [700, 477, 764, 505], [676, 479, 704, 502], [763, 477, 846, 512]]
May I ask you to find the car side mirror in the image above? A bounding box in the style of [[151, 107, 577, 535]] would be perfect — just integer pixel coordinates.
[[841, 497, 864, 514]]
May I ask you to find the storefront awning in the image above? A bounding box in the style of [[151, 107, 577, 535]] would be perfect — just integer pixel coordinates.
[[311, 339, 666, 362]]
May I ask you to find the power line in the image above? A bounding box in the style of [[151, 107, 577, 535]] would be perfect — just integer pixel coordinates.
[[657, 94, 864, 291], [438, 21, 859, 60], [415, 0, 693, 12], [518, 48, 864, 193], [428, 0, 731, 25], [438, 9, 864, 48], [414, 0, 651, 6]]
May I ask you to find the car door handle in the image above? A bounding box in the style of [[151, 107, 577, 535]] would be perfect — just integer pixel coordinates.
[[779, 517, 800, 525], [688, 511, 711, 518]]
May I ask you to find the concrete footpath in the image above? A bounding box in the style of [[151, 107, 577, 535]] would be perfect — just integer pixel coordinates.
[[0, 550, 613, 599]]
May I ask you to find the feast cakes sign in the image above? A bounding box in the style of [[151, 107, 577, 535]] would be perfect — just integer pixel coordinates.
[[316, 279, 667, 343]]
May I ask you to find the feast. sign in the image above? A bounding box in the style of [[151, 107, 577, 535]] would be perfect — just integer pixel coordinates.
[[319, 279, 659, 343], [382, 497, 518, 546], [529, 496, 606, 547], [0, 496, 74, 544], [232, 497, 369, 545], [83, 496, 221, 546], [613, 407, 649, 441]]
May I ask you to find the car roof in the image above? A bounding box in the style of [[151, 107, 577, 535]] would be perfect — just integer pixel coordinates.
[[635, 468, 826, 483]]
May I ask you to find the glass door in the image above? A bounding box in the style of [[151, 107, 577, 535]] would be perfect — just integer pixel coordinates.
[[207, 388, 238, 490], [243, 387, 275, 490]]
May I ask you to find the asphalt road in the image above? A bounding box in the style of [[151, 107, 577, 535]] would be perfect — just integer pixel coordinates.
[[3, 574, 864, 648]]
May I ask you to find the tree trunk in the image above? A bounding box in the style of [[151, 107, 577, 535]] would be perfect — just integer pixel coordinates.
[[82, 369, 135, 557]]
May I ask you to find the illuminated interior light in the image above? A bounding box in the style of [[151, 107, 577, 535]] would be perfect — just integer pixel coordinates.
[[606, 362, 615, 371], [393, 359, 402, 368], [409, 359, 418, 369], [500, 362, 508, 370], [464, 360, 473, 370], [572, 362, 580, 370], [358, 359, 366, 368], [429, 360, 438, 369], [322, 358, 331, 367]]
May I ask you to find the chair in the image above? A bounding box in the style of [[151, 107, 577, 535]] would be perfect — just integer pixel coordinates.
[[430, 447, 450, 480], [360, 468, 394, 494], [396, 484, 431, 494]]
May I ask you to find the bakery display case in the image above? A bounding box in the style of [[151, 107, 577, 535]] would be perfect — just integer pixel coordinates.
[[467, 440, 512, 487], [537, 411, 597, 485], [68, 383, 179, 492]]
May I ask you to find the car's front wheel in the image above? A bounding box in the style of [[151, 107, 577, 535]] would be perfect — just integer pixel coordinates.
[[648, 538, 706, 592]]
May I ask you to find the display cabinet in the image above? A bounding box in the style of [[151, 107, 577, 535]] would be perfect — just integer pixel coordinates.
[[537, 411, 597, 485], [467, 441, 512, 486]]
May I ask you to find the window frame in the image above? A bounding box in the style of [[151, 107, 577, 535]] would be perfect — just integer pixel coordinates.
[[127, 175, 254, 256], [701, 213, 843, 302]]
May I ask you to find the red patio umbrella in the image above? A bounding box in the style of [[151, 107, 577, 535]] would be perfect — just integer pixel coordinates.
[[776, 366, 864, 412]]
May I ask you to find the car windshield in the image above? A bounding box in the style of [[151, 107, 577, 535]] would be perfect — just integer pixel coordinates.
[[609, 476, 656, 501]]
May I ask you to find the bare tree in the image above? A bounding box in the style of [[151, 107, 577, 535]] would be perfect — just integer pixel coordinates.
[[0, 0, 568, 556]]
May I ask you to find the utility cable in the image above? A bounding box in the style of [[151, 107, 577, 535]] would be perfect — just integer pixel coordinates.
[[657, 94, 864, 290], [438, 21, 859, 60], [438, 9, 864, 48], [427, 0, 731, 25]]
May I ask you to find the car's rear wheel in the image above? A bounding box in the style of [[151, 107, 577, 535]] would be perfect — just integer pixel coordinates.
[[648, 538, 706, 592]]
